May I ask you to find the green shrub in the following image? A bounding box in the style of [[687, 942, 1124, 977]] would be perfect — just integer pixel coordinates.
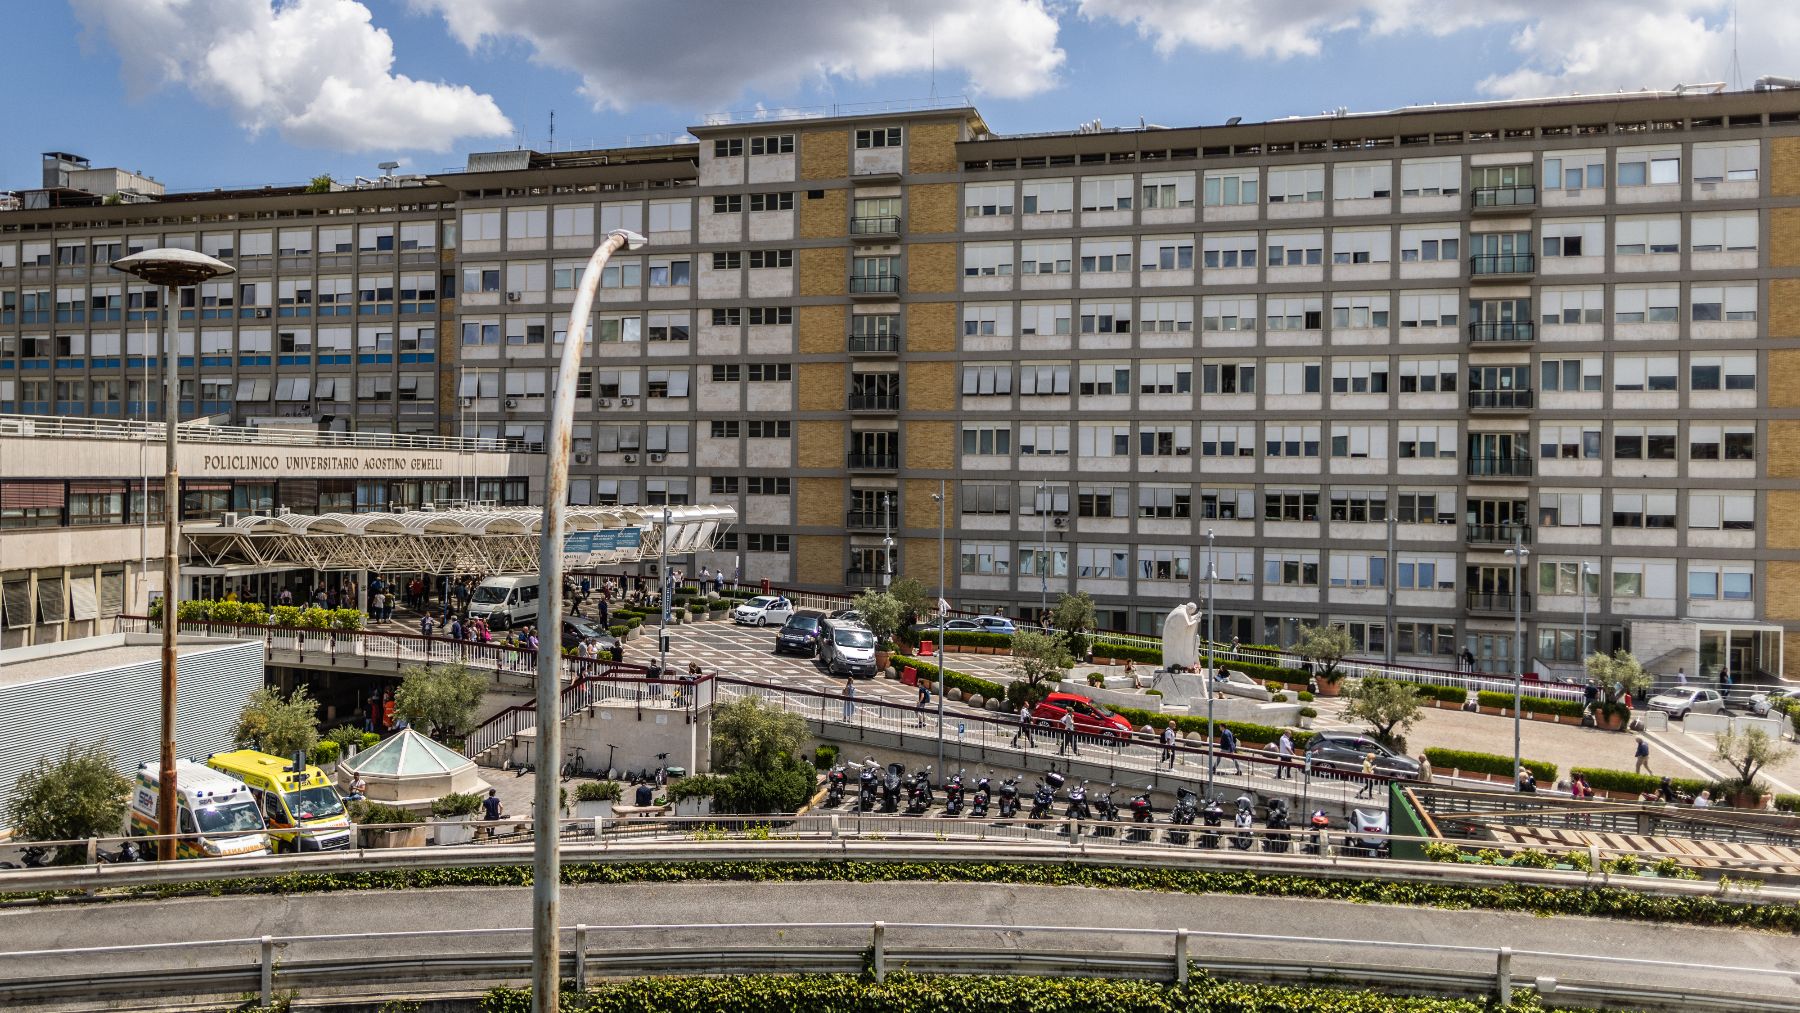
[[608, 624, 629, 638], [1475, 690, 1584, 718], [813, 745, 839, 770], [351, 800, 421, 825], [1107, 704, 1314, 748], [1228, 659, 1308, 687], [1425, 684, 1468, 704], [1507, 848, 1556, 869], [1089, 640, 1161, 664], [308, 740, 341, 767], [360, 732, 381, 749], [575, 781, 622, 803], [270, 605, 303, 628], [1571, 767, 1710, 798], [1775, 793, 1800, 814], [891, 657, 1005, 701], [430, 792, 484, 818], [666, 774, 729, 803], [714, 760, 815, 814], [1298, 706, 1319, 719], [940, 630, 1013, 649], [1423, 747, 1556, 782], [1296, 690, 1315, 702]]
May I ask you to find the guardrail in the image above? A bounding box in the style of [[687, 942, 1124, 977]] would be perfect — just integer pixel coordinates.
[[2, 907, 1795, 1010], [0, 411, 514, 453]]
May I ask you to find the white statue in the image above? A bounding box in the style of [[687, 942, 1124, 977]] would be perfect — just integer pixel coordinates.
[[1161, 602, 1202, 671]]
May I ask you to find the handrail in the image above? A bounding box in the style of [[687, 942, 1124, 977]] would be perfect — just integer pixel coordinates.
[[0, 411, 514, 453]]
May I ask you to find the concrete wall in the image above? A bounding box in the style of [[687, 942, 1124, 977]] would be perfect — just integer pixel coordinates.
[[493, 700, 710, 779]]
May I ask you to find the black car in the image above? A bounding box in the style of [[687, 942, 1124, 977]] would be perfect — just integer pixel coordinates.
[[775, 611, 826, 656], [561, 615, 619, 654], [1302, 732, 1422, 779]]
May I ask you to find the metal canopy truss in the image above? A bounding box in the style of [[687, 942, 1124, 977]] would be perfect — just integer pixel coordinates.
[[183, 504, 735, 575]]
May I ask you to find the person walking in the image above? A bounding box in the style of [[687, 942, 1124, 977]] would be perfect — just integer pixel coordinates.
[[1275, 729, 1294, 779], [480, 788, 504, 839], [842, 676, 856, 720], [420, 612, 434, 639], [1159, 723, 1177, 768], [916, 680, 931, 728], [1012, 702, 1035, 747], [1210, 726, 1242, 776], [1058, 710, 1079, 756], [1674, 666, 1688, 686], [1356, 751, 1378, 798], [1634, 736, 1652, 775]]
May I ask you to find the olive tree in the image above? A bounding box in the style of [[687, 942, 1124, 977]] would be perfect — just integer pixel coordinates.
[[1294, 623, 1352, 682], [234, 685, 321, 757], [393, 663, 488, 741], [850, 589, 905, 649], [711, 696, 807, 773], [7, 742, 131, 845], [1342, 677, 1424, 747], [1715, 725, 1793, 789], [1006, 629, 1074, 706], [1585, 650, 1652, 703]]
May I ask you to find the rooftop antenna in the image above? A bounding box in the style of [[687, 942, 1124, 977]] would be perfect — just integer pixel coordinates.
[[548, 109, 556, 152], [929, 28, 937, 99], [1730, 2, 1743, 91]]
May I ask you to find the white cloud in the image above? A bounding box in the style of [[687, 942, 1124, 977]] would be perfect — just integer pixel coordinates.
[[1076, 0, 1787, 99], [413, 0, 1065, 112], [71, 0, 512, 153]]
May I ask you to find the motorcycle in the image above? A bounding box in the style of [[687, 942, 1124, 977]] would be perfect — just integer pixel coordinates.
[[905, 765, 935, 815], [1262, 797, 1291, 854], [1230, 795, 1256, 851], [1304, 809, 1332, 855], [997, 774, 1021, 819], [826, 765, 847, 807], [1063, 779, 1091, 824], [881, 762, 905, 814], [1089, 783, 1120, 838], [943, 770, 967, 816], [98, 841, 146, 864], [1127, 785, 1156, 842], [0, 845, 52, 869], [1199, 797, 1225, 849], [1029, 771, 1065, 821], [970, 773, 991, 818], [857, 759, 879, 812], [1167, 787, 1199, 846]]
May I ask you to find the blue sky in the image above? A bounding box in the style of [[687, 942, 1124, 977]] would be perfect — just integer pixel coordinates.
[[3, 1, 1774, 193]]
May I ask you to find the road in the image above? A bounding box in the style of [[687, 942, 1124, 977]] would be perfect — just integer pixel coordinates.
[[1, 881, 1795, 1002]]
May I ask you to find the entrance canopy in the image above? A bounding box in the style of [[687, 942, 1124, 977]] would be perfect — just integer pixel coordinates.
[[184, 504, 734, 575]]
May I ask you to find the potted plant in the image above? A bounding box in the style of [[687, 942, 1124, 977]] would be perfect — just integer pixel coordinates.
[[352, 800, 426, 848], [574, 780, 622, 819], [429, 791, 483, 845], [852, 589, 904, 672], [667, 774, 724, 817]]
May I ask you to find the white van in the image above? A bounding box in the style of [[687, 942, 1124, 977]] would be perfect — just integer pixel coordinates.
[[126, 759, 272, 859], [468, 574, 540, 629]]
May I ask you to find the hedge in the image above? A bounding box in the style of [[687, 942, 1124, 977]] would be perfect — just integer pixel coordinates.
[[479, 974, 1561, 1013], [1089, 640, 1161, 664], [890, 656, 1005, 701], [1423, 748, 1557, 783], [1571, 767, 1711, 799], [1476, 690, 1585, 719], [1776, 794, 1800, 814], [938, 630, 1013, 649], [97, 860, 1800, 935], [1423, 684, 1468, 704], [1108, 704, 1314, 749], [1228, 659, 1307, 687]]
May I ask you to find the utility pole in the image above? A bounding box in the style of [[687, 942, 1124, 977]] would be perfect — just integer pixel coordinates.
[[1505, 531, 1531, 789], [881, 491, 893, 592], [1205, 529, 1216, 797], [934, 481, 947, 773], [1384, 514, 1396, 666]]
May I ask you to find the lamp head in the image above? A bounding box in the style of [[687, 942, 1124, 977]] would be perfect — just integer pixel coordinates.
[[610, 229, 649, 251], [111, 247, 235, 287]]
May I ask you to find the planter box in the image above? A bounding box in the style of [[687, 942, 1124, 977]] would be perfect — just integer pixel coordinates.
[[1314, 678, 1343, 698], [575, 799, 615, 820], [673, 796, 712, 818], [1478, 706, 1504, 716], [431, 819, 475, 846], [361, 825, 428, 849]]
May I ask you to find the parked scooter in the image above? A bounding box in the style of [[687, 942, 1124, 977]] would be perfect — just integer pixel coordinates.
[[858, 758, 879, 812], [1304, 809, 1333, 855], [826, 765, 847, 807], [998, 774, 1022, 819], [0, 846, 52, 869], [970, 773, 992, 818], [1029, 771, 1065, 821], [1199, 797, 1225, 849], [943, 770, 967, 816], [905, 766, 935, 814], [98, 840, 146, 864], [1090, 783, 1121, 838], [1127, 785, 1156, 842], [1347, 807, 1389, 857], [1262, 797, 1291, 853], [1231, 794, 1256, 850], [881, 762, 905, 814], [1167, 787, 1199, 846], [1063, 779, 1091, 823]]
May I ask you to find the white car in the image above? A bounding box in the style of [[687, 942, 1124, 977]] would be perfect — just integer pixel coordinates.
[[1749, 687, 1800, 717], [1646, 687, 1725, 720], [732, 595, 795, 627]]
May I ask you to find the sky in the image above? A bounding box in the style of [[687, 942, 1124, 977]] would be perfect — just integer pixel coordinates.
[[3, 0, 1792, 193]]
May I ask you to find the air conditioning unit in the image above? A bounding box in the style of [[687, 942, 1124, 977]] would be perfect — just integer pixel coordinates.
[[1053, 516, 1068, 529], [221, 511, 239, 526], [619, 397, 635, 407], [253, 308, 271, 319], [649, 452, 667, 463], [594, 397, 612, 407], [622, 453, 637, 464], [504, 398, 519, 409], [506, 291, 523, 302], [574, 453, 590, 464]]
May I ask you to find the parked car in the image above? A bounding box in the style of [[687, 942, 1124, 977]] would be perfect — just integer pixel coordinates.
[[912, 616, 1016, 636], [970, 615, 1017, 635], [1647, 687, 1725, 720], [560, 615, 618, 654], [818, 619, 879, 677], [1749, 687, 1800, 717], [1031, 692, 1134, 744], [1303, 732, 1422, 780], [775, 611, 826, 656], [732, 595, 795, 627], [826, 608, 864, 623]]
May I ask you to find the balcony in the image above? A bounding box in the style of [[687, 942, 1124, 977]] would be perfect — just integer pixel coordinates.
[[845, 569, 888, 588], [848, 333, 900, 355], [845, 509, 899, 531], [1467, 388, 1535, 412], [1471, 185, 1537, 211], [848, 451, 898, 471], [1466, 590, 1533, 615], [1466, 523, 1533, 546], [850, 216, 901, 240], [848, 393, 900, 413], [1466, 456, 1535, 480], [1469, 253, 1536, 278], [1468, 321, 1535, 344], [849, 275, 901, 298]]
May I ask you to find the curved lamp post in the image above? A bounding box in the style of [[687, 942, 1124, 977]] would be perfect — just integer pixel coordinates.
[[530, 229, 646, 1013], [111, 248, 234, 862]]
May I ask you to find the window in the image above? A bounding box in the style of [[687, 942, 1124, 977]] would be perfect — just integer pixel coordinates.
[[646, 312, 690, 343], [596, 314, 641, 343], [1202, 169, 1258, 206], [963, 183, 1016, 217], [961, 364, 1013, 396], [1018, 239, 1071, 275], [710, 364, 741, 383], [1693, 141, 1759, 182], [1612, 423, 1678, 460], [746, 420, 791, 438], [1334, 161, 1392, 199], [747, 307, 791, 325], [1330, 554, 1387, 588], [711, 251, 741, 270], [1536, 561, 1601, 596], [1139, 424, 1192, 457], [1540, 219, 1603, 258], [1331, 229, 1390, 265], [1540, 287, 1604, 324], [1263, 551, 1319, 586], [1018, 424, 1069, 456], [713, 138, 743, 157], [1020, 302, 1070, 335], [710, 194, 742, 214], [1263, 424, 1320, 458], [710, 420, 741, 438], [1078, 238, 1133, 275], [744, 533, 790, 552], [1019, 362, 1071, 395], [1330, 360, 1390, 394], [1266, 296, 1323, 330], [1689, 491, 1755, 531], [1543, 150, 1606, 190], [963, 243, 1014, 276], [1020, 179, 1073, 214], [1614, 216, 1680, 256], [1689, 354, 1756, 391], [710, 308, 742, 326], [1536, 424, 1600, 459], [1267, 231, 1323, 266], [1199, 424, 1255, 457], [645, 369, 689, 399], [1079, 300, 1132, 334], [1330, 424, 1387, 458], [1138, 546, 1192, 581], [1397, 491, 1455, 525], [747, 363, 790, 382], [1397, 424, 1456, 458], [600, 258, 642, 289], [648, 199, 692, 232], [1399, 224, 1460, 262], [1079, 176, 1134, 212], [1078, 423, 1132, 457], [1400, 158, 1461, 196], [855, 127, 901, 148], [1329, 487, 1387, 522], [1201, 296, 1257, 331], [962, 483, 1012, 515], [1142, 172, 1197, 208], [1200, 488, 1256, 520], [1397, 358, 1457, 393], [1540, 357, 1602, 392], [959, 541, 1010, 575], [1688, 563, 1753, 601], [963, 304, 1013, 337], [1691, 284, 1757, 322], [1613, 356, 1679, 392], [506, 207, 546, 242], [961, 426, 1012, 455], [1140, 236, 1194, 271], [1266, 166, 1324, 203], [1201, 362, 1256, 394], [1613, 285, 1679, 323], [748, 133, 793, 155], [1137, 362, 1191, 395], [1331, 294, 1390, 329], [1078, 363, 1130, 396], [1690, 213, 1758, 252], [1616, 147, 1680, 187], [647, 257, 691, 287], [1397, 291, 1459, 328], [1139, 300, 1193, 334], [748, 192, 794, 212], [644, 425, 691, 454], [1265, 360, 1322, 395], [460, 210, 500, 242], [552, 205, 593, 240], [1688, 424, 1756, 461], [1077, 546, 1130, 578], [1202, 234, 1258, 269]]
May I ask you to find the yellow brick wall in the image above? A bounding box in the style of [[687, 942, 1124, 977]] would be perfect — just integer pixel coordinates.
[[907, 122, 960, 174], [1771, 421, 1800, 478], [1772, 279, 1800, 338], [801, 130, 849, 180], [796, 420, 844, 469], [799, 188, 846, 239], [907, 183, 957, 234], [1773, 207, 1800, 268], [795, 477, 842, 528], [1786, 635, 1800, 687], [1773, 137, 1800, 197], [904, 420, 955, 470], [794, 535, 843, 587], [797, 247, 847, 297], [797, 304, 845, 354], [902, 536, 946, 590], [907, 302, 957, 352], [907, 243, 957, 294], [1765, 561, 1800, 619], [903, 478, 952, 528], [795, 363, 844, 412], [905, 361, 957, 412], [1771, 350, 1800, 408]]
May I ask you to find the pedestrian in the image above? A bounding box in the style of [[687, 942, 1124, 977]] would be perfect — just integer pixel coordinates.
[[369, 590, 384, 623], [1275, 729, 1294, 779], [1356, 751, 1377, 798], [1123, 657, 1136, 684], [420, 612, 434, 638], [713, 571, 724, 595], [480, 788, 504, 839], [1058, 709, 1079, 755], [1633, 736, 1652, 775], [1211, 726, 1242, 776], [1675, 667, 1688, 686], [1159, 723, 1177, 768], [278, 587, 293, 607], [381, 691, 396, 733], [1583, 680, 1599, 713], [1693, 789, 1713, 808], [449, 615, 464, 641], [1416, 754, 1434, 785], [1012, 702, 1035, 747], [916, 679, 930, 728], [1460, 646, 1476, 673], [842, 676, 856, 720], [700, 565, 711, 586], [613, 637, 625, 665], [598, 597, 610, 628]]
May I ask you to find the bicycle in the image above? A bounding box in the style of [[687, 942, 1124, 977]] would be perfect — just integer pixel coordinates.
[[561, 746, 587, 782], [654, 752, 670, 786]]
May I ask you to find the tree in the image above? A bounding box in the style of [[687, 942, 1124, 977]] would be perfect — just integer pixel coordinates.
[[393, 663, 487, 741], [1295, 623, 1352, 681], [1585, 650, 1652, 702], [1006, 628, 1074, 706], [850, 589, 904, 649], [305, 174, 336, 193], [887, 576, 930, 631], [710, 696, 806, 773], [1715, 725, 1793, 789], [7, 742, 131, 845], [1050, 591, 1098, 661], [1342, 677, 1424, 746], [234, 685, 320, 757]]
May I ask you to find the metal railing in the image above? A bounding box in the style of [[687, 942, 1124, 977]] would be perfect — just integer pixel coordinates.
[[849, 275, 901, 295], [1466, 455, 1534, 478], [1466, 522, 1532, 545], [847, 393, 900, 412], [1467, 388, 1535, 410], [1466, 591, 1533, 613], [850, 216, 901, 236], [1469, 253, 1536, 276], [845, 509, 899, 530], [848, 332, 900, 353], [847, 451, 899, 470], [1468, 321, 1535, 342], [1470, 184, 1538, 209], [0, 412, 511, 453]]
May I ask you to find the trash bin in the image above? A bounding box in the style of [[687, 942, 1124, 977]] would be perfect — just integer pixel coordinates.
[[664, 766, 687, 780]]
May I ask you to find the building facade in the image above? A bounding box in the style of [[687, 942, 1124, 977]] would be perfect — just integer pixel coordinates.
[[6, 89, 1800, 678]]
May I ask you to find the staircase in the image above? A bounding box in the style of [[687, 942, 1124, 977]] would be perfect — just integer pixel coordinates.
[[462, 663, 679, 763]]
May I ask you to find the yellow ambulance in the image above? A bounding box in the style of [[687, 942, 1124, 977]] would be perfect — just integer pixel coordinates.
[[206, 749, 354, 852], [126, 760, 271, 859]]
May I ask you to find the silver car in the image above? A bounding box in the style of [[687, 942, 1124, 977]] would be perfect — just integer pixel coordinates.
[[1646, 687, 1724, 720]]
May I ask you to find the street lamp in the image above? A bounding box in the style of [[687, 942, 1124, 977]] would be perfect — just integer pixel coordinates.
[[932, 482, 947, 773], [1579, 560, 1592, 665], [111, 248, 234, 863], [881, 492, 893, 592], [1204, 529, 1216, 797], [527, 228, 646, 1013], [1037, 480, 1049, 625], [1384, 514, 1397, 667], [1504, 533, 1531, 789]]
